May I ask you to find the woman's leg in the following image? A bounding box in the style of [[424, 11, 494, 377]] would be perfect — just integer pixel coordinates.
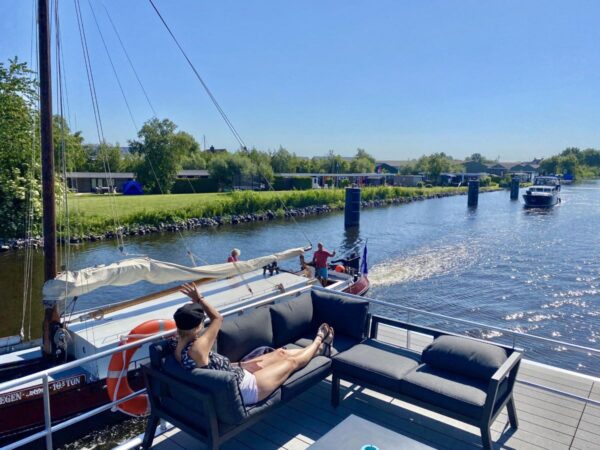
[[253, 335, 324, 401]]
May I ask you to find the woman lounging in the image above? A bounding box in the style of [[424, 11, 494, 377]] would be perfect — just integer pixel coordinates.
[[173, 283, 334, 406]]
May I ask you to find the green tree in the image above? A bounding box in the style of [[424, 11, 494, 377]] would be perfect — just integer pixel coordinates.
[[464, 152, 494, 164], [129, 118, 199, 193], [53, 116, 85, 172], [208, 152, 254, 189], [85, 143, 123, 172], [270, 146, 297, 173], [181, 151, 207, 169], [0, 58, 42, 238], [350, 157, 374, 173], [415, 152, 458, 184], [355, 148, 376, 164]]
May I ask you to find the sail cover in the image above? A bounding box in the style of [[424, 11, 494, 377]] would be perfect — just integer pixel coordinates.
[[43, 247, 305, 309]]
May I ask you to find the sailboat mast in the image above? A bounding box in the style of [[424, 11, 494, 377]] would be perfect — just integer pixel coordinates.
[[38, 0, 57, 281], [39, 0, 59, 359]]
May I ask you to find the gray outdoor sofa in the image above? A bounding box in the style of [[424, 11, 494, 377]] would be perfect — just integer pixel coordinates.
[[331, 315, 523, 450], [142, 289, 370, 449], [142, 289, 522, 450]]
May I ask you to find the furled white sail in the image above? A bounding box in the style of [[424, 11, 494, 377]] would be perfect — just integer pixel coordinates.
[[43, 247, 305, 310]]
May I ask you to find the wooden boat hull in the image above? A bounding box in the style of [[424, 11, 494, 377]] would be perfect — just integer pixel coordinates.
[[345, 275, 370, 296]]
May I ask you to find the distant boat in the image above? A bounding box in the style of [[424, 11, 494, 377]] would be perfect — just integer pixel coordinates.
[[523, 176, 561, 208]]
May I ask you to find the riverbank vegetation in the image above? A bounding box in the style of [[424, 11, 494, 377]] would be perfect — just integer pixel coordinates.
[[539, 147, 600, 179], [64, 186, 480, 237]]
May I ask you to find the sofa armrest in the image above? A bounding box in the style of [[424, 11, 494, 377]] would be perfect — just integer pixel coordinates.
[[142, 364, 219, 439], [491, 351, 522, 384], [483, 351, 522, 418]]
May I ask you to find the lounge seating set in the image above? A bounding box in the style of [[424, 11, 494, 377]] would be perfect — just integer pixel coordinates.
[[142, 290, 522, 449]]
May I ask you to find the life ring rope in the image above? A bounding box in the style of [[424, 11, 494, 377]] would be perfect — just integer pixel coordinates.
[[106, 319, 176, 417]]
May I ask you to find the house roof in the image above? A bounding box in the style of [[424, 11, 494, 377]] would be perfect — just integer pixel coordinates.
[[375, 160, 414, 167], [66, 172, 134, 179], [178, 170, 210, 177]]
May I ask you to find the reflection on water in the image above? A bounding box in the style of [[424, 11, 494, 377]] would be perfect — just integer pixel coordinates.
[[1, 182, 599, 374]]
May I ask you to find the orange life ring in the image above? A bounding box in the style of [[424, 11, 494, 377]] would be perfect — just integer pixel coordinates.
[[106, 319, 176, 416], [335, 265, 345, 273]]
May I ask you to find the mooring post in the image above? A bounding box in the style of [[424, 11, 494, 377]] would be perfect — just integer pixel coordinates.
[[344, 186, 361, 227], [467, 180, 479, 207], [510, 176, 520, 200]]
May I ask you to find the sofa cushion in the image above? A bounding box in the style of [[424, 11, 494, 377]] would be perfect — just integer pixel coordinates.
[[270, 296, 314, 348], [162, 355, 247, 425], [311, 290, 369, 340], [217, 307, 274, 362], [332, 339, 420, 391], [293, 333, 359, 357], [281, 355, 331, 400], [246, 389, 282, 418], [421, 335, 508, 381], [400, 364, 507, 419]]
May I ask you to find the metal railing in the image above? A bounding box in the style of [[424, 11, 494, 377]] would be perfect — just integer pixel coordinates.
[[0, 285, 313, 450], [314, 287, 600, 406], [3, 285, 598, 449]]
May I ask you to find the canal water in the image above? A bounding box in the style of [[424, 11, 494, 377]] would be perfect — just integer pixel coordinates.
[[1, 182, 599, 375]]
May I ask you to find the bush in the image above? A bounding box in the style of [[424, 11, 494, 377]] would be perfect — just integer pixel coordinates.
[[273, 176, 312, 190], [416, 181, 425, 188], [479, 176, 491, 187], [171, 178, 218, 193]]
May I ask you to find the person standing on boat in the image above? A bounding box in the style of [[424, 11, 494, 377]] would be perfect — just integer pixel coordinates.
[[174, 283, 334, 406], [227, 248, 241, 262], [312, 242, 336, 286]]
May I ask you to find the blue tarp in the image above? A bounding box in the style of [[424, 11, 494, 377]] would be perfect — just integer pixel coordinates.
[[122, 180, 143, 195]]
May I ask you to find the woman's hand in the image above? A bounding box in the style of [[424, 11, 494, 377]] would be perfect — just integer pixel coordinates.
[[180, 282, 204, 304]]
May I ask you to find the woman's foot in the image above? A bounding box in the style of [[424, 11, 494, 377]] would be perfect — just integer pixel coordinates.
[[318, 326, 335, 357], [316, 323, 330, 342]]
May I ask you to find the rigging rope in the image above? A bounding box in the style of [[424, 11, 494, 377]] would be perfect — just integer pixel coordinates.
[[20, 0, 40, 342], [74, 0, 125, 251], [147, 0, 247, 150], [88, 0, 138, 131], [100, 1, 157, 117], [147, 0, 312, 248]]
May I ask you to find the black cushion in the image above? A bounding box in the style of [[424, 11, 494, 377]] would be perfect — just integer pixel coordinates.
[[245, 389, 282, 418], [281, 355, 331, 400], [270, 296, 314, 348], [217, 307, 274, 362], [421, 335, 508, 381], [311, 290, 369, 340], [293, 333, 359, 357], [399, 364, 507, 419], [332, 339, 420, 391], [162, 355, 247, 425]]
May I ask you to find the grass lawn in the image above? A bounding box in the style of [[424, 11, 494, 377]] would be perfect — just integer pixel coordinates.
[[62, 186, 490, 236], [69, 192, 234, 217]]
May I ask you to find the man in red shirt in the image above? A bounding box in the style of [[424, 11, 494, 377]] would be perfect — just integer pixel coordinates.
[[312, 242, 336, 286]]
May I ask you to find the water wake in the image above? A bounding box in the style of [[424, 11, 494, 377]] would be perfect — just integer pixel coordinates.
[[369, 243, 474, 287]]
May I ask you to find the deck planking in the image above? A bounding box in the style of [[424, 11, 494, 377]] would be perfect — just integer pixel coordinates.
[[148, 325, 599, 450]]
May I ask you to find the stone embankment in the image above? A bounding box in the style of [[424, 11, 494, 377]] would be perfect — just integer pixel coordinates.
[[0, 190, 472, 250]]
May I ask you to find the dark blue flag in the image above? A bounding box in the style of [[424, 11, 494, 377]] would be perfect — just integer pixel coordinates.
[[360, 243, 368, 275]]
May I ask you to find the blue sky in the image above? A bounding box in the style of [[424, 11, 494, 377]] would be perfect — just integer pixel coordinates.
[[2, 0, 600, 161]]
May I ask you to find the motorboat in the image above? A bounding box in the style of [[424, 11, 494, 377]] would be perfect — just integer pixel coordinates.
[[522, 176, 561, 208]]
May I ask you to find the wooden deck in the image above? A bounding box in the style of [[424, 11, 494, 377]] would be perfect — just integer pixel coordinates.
[[149, 325, 600, 450]]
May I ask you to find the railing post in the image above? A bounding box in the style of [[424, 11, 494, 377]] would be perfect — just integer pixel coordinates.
[[42, 373, 53, 450], [407, 311, 412, 350]]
